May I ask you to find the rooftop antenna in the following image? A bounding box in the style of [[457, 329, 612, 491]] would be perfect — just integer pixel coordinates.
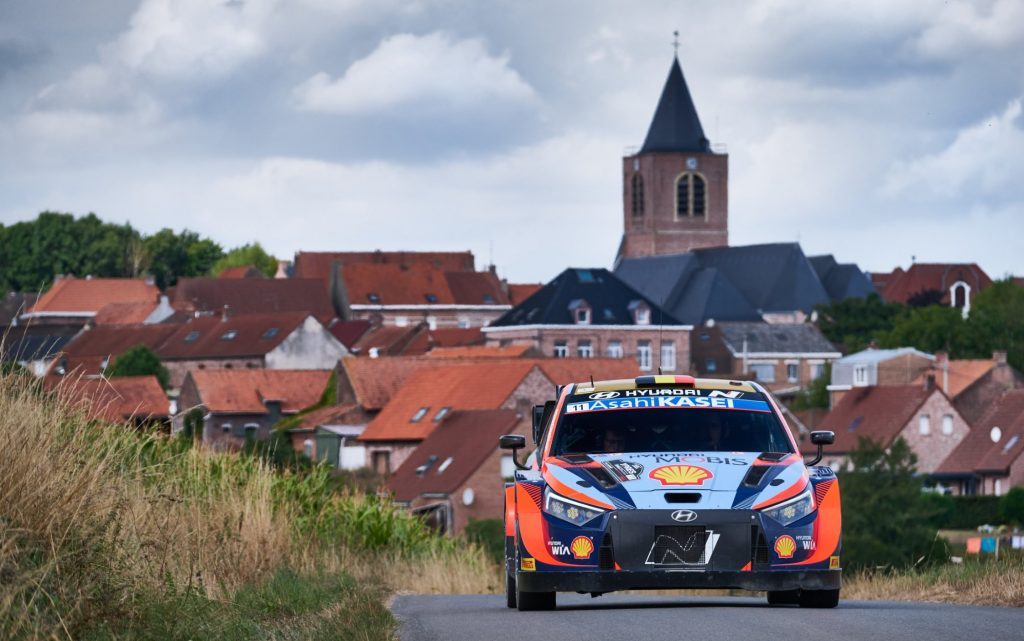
[[657, 291, 667, 375], [590, 374, 595, 386], [672, 30, 680, 57]]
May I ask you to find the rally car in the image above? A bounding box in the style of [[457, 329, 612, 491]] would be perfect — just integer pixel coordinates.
[[500, 375, 841, 611]]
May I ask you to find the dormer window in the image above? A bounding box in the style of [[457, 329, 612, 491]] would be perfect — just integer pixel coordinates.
[[628, 300, 651, 325], [568, 299, 591, 325], [367, 293, 381, 303]]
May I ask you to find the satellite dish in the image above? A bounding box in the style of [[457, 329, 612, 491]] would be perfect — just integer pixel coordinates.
[[991, 427, 1002, 443], [462, 487, 475, 506]]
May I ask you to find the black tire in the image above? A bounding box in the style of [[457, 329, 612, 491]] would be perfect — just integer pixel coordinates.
[[766, 590, 800, 606], [516, 587, 556, 611], [505, 569, 517, 609], [799, 588, 840, 609]]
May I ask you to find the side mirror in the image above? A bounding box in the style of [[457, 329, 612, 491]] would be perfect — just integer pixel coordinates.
[[807, 430, 835, 466], [499, 434, 529, 470]]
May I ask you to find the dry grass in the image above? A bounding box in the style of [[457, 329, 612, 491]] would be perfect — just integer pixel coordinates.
[[843, 558, 1024, 607], [0, 370, 484, 640]]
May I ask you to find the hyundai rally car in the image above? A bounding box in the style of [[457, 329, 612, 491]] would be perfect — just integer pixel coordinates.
[[500, 375, 841, 611]]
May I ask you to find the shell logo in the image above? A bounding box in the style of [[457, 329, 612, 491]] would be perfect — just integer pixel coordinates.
[[570, 536, 594, 560], [649, 465, 714, 487], [775, 535, 797, 559]]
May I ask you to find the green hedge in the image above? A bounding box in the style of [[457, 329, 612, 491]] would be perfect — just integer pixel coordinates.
[[927, 495, 1003, 529]]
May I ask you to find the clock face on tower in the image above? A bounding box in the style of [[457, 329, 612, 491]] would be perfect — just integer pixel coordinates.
[[686, 157, 698, 170]]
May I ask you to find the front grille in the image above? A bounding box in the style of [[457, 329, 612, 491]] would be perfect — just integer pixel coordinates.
[[751, 525, 769, 564], [599, 532, 615, 569], [646, 526, 708, 566]]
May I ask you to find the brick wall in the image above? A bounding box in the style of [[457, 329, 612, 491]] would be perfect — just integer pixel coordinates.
[[896, 390, 970, 474], [876, 353, 933, 386], [485, 327, 691, 373], [164, 358, 264, 389]]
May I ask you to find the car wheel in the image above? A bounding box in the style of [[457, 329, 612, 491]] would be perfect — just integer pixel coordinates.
[[516, 588, 556, 611], [505, 569, 517, 609], [766, 590, 800, 606], [799, 589, 840, 609]]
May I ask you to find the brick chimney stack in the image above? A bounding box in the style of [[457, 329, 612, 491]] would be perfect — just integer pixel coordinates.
[[935, 351, 949, 394]]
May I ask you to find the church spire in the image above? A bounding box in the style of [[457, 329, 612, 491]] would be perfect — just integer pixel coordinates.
[[640, 56, 710, 154]]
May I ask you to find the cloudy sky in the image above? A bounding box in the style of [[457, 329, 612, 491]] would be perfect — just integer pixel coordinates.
[[1, 0, 1021, 283]]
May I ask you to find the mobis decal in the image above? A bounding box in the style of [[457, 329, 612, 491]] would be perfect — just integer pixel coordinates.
[[649, 465, 714, 487], [605, 459, 644, 481]]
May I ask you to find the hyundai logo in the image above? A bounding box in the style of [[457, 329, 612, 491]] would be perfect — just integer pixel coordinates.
[[670, 510, 698, 523], [589, 391, 621, 400]]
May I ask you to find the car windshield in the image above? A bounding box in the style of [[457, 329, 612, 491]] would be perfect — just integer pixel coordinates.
[[550, 395, 793, 456]]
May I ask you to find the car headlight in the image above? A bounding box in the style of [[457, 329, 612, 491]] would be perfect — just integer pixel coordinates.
[[760, 490, 814, 526], [543, 487, 606, 526]]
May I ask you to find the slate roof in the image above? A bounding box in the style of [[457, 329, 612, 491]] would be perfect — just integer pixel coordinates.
[[808, 255, 877, 301], [835, 347, 934, 366], [1, 325, 79, 364], [293, 251, 476, 281], [490, 268, 684, 327], [717, 322, 840, 356], [1, 292, 37, 326], [872, 263, 992, 305], [24, 277, 158, 318], [388, 409, 521, 503], [168, 278, 333, 320], [820, 385, 935, 453], [936, 390, 1024, 476], [59, 376, 169, 422], [615, 243, 873, 325], [187, 369, 332, 414], [640, 57, 710, 154]]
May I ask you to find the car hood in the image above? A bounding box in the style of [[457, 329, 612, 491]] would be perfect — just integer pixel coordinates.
[[542, 451, 809, 511]]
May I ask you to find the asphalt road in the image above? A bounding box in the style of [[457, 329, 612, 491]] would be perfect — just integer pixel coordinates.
[[392, 594, 1024, 641]]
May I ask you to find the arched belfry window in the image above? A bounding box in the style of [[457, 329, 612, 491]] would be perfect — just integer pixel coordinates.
[[676, 173, 707, 218], [631, 173, 645, 217]]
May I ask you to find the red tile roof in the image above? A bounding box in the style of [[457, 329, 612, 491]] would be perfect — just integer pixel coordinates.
[[291, 404, 370, 430], [340, 356, 439, 410], [937, 390, 1024, 475], [425, 345, 534, 359], [873, 263, 992, 305], [508, 283, 543, 306], [157, 312, 309, 360], [444, 271, 510, 305], [351, 324, 425, 356], [188, 369, 332, 414], [59, 375, 169, 422], [534, 358, 643, 386], [359, 361, 537, 442], [48, 324, 179, 380], [26, 277, 158, 317], [168, 278, 333, 320], [388, 409, 521, 502], [820, 385, 935, 453], [94, 301, 158, 325], [217, 265, 265, 278], [328, 319, 372, 348], [294, 251, 475, 281], [339, 263, 510, 306]]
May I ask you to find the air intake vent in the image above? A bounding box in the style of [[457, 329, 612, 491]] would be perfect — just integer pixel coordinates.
[[560, 454, 593, 465], [743, 465, 771, 487], [751, 525, 769, 565], [664, 492, 701, 504], [599, 532, 615, 570], [758, 452, 789, 462], [587, 467, 619, 489]]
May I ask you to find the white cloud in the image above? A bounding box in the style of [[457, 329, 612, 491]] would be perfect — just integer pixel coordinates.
[[105, 0, 278, 79], [884, 99, 1024, 199], [292, 31, 537, 114], [914, 0, 1024, 60]]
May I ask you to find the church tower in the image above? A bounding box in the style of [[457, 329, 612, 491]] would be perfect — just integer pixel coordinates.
[[617, 56, 728, 260]]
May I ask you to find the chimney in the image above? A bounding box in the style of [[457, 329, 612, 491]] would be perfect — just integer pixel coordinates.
[[274, 260, 290, 279], [221, 304, 231, 322], [923, 373, 936, 392], [994, 350, 1008, 366], [935, 351, 949, 394], [867, 339, 878, 350], [992, 350, 1012, 387]]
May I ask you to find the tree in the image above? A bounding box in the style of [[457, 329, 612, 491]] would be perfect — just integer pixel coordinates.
[[106, 345, 170, 390], [211, 242, 278, 278], [879, 304, 970, 356], [790, 363, 831, 410], [814, 294, 902, 354], [839, 437, 944, 571], [1000, 486, 1024, 526], [965, 279, 1024, 372], [143, 228, 223, 289]]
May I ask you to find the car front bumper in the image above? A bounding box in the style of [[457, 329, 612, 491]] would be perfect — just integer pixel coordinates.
[[517, 568, 841, 593]]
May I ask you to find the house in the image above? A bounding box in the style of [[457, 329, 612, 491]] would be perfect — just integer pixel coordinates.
[[913, 351, 1024, 425], [157, 312, 348, 388], [388, 409, 526, 534], [871, 263, 991, 317], [483, 267, 692, 372], [933, 390, 1024, 496], [20, 276, 160, 326], [285, 404, 370, 469], [58, 375, 170, 428], [814, 380, 969, 474], [294, 250, 476, 281], [690, 322, 841, 392], [178, 369, 333, 447], [357, 358, 639, 474], [1, 324, 81, 376], [615, 244, 875, 326], [167, 277, 334, 322], [826, 347, 934, 407], [42, 323, 178, 382]]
